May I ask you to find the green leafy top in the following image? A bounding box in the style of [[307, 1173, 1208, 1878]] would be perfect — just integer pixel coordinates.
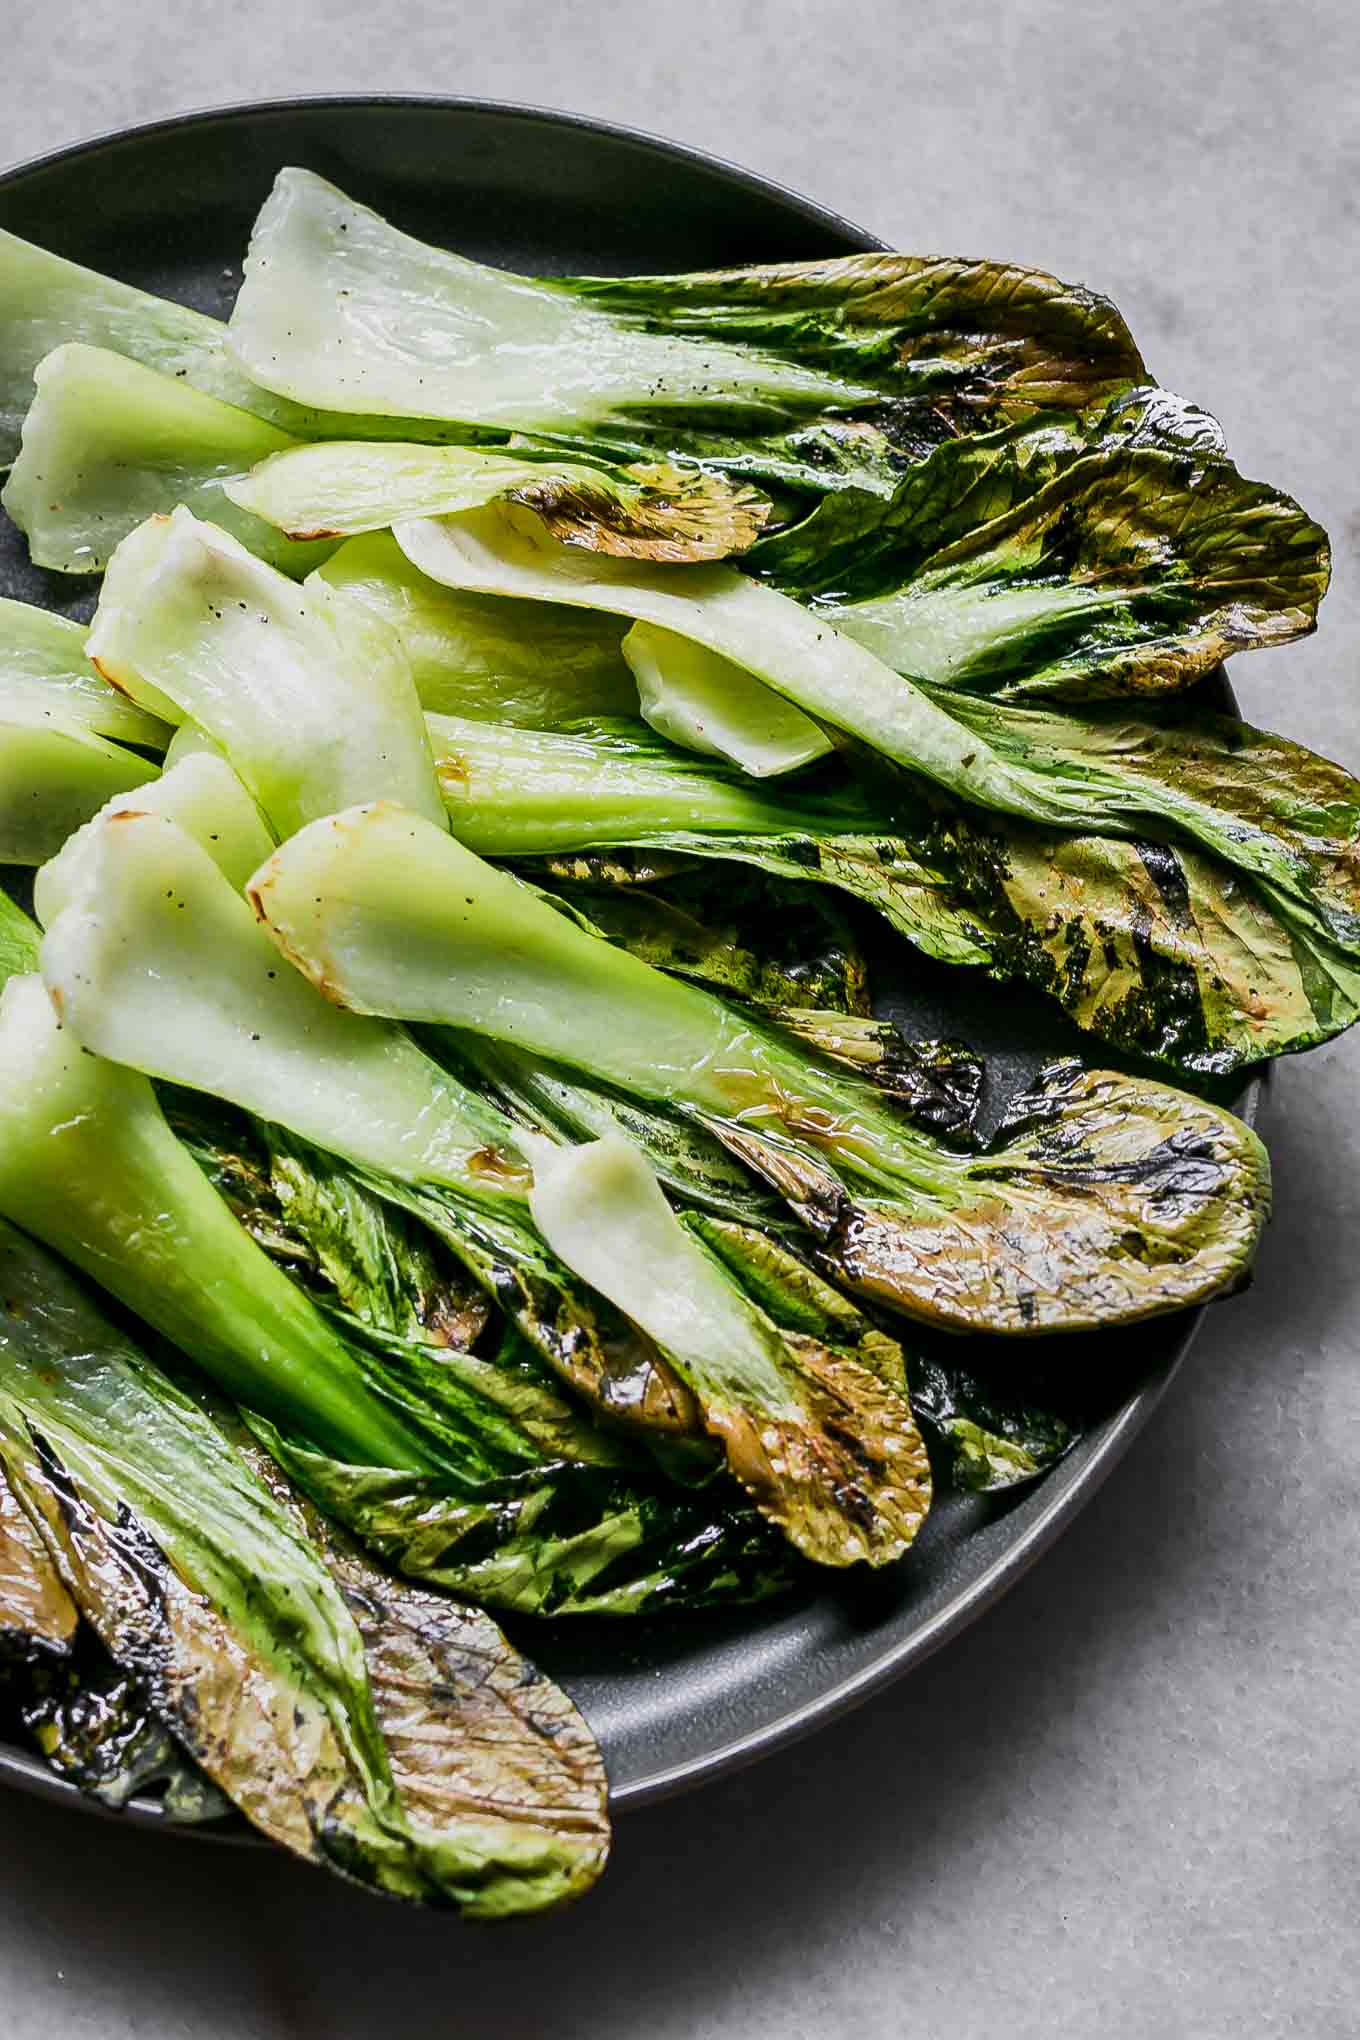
[[820, 444, 1329, 702], [0, 1218, 608, 1914]]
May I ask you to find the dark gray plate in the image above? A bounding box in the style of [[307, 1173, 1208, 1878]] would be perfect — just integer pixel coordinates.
[[0, 96, 1257, 1831]]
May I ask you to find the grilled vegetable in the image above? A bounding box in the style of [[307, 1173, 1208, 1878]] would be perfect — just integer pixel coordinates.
[[0, 1218, 609, 1913], [42, 794, 938, 1567], [226, 169, 1144, 495], [246, 805, 1272, 1336], [430, 713, 1360, 1076], [1, 345, 335, 576]]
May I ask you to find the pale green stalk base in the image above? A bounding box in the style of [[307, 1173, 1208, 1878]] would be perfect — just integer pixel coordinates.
[[1, 345, 334, 577], [227, 168, 870, 431], [0, 972, 436, 1471], [622, 620, 833, 776], [1, 595, 169, 746]]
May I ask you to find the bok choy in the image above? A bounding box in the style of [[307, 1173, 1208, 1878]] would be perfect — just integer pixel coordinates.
[[1, 345, 337, 577], [0, 220, 491, 461], [528, 1136, 930, 1566], [226, 439, 768, 563], [0, 969, 453, 1472], [0, 1218, 610, 1912], [393, 489, 1322, 840], [226, 170, 1145, 495], [760, 413, 1328, 702], [247, 805, 1272, 1335], [427, 715, 1356, 1075], [37, 793, 697, 1442], [0, 596, 168, 748], [0, 595, 166, 864]]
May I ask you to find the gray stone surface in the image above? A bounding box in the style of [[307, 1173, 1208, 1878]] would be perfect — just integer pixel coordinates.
[[3, 5, 1359, 2034]]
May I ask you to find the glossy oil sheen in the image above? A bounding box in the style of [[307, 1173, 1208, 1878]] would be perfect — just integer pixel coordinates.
[[0, 97, 1256, 1828]]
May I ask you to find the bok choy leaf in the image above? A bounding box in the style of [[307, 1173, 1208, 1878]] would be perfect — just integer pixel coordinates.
[[227, 439, 768, 563], [540, 859, 872, 1016], [226, 169, 878, 433], [925, 691, 1360, 960], [429, 715, 1358, 1075], [225, 171, 1144, 495], [0, 1218, 609, 1912], [248, 806, 1272, 1336], [817, 446, 1328, 703], [0, 1475, 227, 1823]]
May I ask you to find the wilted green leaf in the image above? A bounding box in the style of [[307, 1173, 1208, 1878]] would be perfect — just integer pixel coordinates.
[[0, 1220, 608, 1912]]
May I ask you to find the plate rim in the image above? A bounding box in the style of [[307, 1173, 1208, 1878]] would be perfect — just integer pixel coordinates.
[[0, 91, 1262, 1833]]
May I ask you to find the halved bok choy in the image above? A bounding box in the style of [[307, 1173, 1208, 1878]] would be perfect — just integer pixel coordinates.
[[0, 970, 457, 1473], [0, 1218, 610, 1914], [87, 507, 448, 839], [1, 345, 338, 577], [225, 169, 1145, 495], [428, 715, 1359, 1076], [225, 438, 768, 563], [246, 805, 1272, 1335]]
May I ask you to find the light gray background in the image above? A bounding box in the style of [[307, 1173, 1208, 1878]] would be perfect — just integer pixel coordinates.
[[3, 4, 1358, 2035]]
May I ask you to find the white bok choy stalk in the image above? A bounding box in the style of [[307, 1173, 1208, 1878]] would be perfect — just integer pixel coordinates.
[[226, 168, 873, 433], [1, 345, 336, 577], [225, 438, 769, 564], [393, 501, 1337, 895], [86, 508, 447, 840]]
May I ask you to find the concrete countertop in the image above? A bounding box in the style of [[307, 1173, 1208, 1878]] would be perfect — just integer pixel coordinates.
[[3, 4, 1357, 2033]]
